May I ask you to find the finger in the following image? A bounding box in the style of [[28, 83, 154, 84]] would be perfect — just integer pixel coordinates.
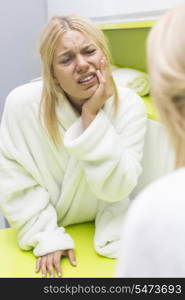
[[99, 57, 113, 97], [67, 249, 77, 266], [53, 251, 62, 277], [100, 57, 107, 78], [46, 254, 55, 277], [40, 256, 47, 278], [96, 69, 105, 84], [100, 57, 107, 72], [35, 257, 41, 273]]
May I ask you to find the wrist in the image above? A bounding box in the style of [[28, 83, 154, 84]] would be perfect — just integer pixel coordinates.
[[81, 106, 97, 129]]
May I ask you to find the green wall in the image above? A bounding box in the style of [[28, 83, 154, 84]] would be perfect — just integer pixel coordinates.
[[103, 26, 159, 121], [103, 27, 152, 72]]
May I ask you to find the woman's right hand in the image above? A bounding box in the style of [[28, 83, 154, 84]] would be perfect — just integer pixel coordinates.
[[81, 57, 114, 128], [35, 249, 76, 277]]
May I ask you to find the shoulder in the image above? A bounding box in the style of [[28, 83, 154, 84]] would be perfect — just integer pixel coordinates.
[[120, 168, 185, 246], [5, 81, 43, 113], [3, 81, 43, 120], [107, 85, 147, 115], [117, 86, 146, 111], [130, 168, 185, 216], [105, 86, 147, 131], [105, 86, 146, 117]]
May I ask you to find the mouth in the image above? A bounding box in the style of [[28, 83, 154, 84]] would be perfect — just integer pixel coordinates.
[[78, 73, 97, 86]]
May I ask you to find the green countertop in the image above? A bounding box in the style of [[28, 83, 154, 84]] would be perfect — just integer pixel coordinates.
[[0, 222, 116, 278]]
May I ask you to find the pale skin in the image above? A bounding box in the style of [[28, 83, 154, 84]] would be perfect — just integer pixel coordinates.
[[53, 30, 114, 128], [35, 30, 114, 278], [81, 60, 114, 128], [35, 249, 76, 277]]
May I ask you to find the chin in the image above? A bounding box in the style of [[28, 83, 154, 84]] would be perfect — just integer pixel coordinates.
[[83, 84, 98, 98]]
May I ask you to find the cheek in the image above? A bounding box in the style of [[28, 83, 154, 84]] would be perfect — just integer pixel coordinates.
[[92, 53, 102, 68], [54, 68, 80, 96], [54, 67, 73, 87]]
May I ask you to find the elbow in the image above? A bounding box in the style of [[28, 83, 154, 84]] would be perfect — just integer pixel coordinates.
[[97, 172, 140, 203]]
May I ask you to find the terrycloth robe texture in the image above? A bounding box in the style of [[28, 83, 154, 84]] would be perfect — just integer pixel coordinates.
[[116, 168, 185, 277], [0, 81, 147, 258]]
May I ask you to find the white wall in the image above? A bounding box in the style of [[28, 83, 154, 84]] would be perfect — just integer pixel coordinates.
[[0, 0, 47, 119], [109, 0, 185, 14], [0, 0, 47, 227], [47, 0, 185, 22]]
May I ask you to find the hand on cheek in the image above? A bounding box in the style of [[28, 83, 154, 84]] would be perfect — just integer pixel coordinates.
[[81, 56, 114, 128]]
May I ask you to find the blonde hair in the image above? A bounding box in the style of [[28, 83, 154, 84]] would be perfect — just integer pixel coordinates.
[[39, 15, 118, 145], [147, 3, 185, 168]]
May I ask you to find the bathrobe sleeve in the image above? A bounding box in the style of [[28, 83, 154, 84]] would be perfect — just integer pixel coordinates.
[[64, 87, 147, 202], [93, 197, 130, 258], [0, 87, 74, 257]]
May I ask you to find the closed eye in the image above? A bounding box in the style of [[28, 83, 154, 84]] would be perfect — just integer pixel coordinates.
[[59, 48, 96, 64], [85, 49, 96, 55]]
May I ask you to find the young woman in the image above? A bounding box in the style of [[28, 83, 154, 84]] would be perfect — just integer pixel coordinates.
[[116, 3, 185, 277], [0, 15, 147, 277]]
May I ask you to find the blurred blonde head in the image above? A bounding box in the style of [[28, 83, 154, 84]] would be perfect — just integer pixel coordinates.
[[39, 15, 118, 145], [147, 3, 185, 167]]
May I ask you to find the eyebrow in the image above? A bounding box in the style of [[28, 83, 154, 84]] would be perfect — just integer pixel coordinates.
[[57, 50, 71, 58], [57, 43, 96, 58]]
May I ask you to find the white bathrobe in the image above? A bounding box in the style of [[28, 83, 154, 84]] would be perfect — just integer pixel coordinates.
[[0, 81, 147, 258], [116, 168, 185, 277]]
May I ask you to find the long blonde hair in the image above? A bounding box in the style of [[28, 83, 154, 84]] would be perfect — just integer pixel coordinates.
[[39, 15, 118, 145], [147, 3, 185, 168]]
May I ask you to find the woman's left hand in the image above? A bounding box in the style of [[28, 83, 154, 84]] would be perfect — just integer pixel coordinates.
[[81, 58, 114, 128]]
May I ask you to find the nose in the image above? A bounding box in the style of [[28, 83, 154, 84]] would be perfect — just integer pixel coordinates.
[[76, 55, 89, 73]]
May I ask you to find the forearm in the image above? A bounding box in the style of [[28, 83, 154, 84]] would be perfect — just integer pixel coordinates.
[[22, 207, 74, 257], [64, 111, 146, 202], [64, 88, 147, 202], [1, 183, 74, 257], [0, 153, 74, 256], [94, 197, 130, 258], [81, 106, 97, 129]]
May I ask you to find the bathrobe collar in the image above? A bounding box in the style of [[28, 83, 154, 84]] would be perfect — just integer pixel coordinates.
[[56, 93, 80, 131]]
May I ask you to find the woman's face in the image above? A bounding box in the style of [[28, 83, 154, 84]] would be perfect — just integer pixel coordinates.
[[52, 30, 104, 110]]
